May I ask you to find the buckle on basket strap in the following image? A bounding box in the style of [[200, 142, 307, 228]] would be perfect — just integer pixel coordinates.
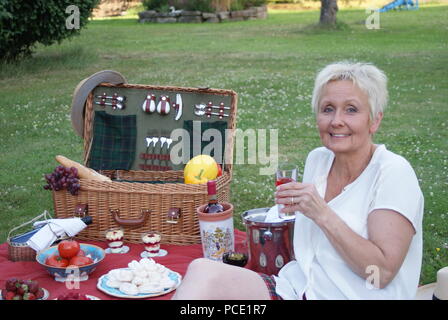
[[111, 209, 150, 227], [74, 204, 88, 218], [166, 208, 181, 224]]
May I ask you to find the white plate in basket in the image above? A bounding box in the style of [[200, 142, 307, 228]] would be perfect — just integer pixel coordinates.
[[96, 268, 182, 299]]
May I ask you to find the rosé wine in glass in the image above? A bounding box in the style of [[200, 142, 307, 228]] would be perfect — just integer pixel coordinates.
[[276, 165, 298, 220]]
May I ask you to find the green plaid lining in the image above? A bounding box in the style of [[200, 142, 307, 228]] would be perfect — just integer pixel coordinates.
[[89, 111, 137, 170], [183, 120, 228, 164]]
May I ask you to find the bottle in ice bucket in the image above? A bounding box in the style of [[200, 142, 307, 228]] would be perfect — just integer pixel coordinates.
[[204, 180, 224, 213], [197, 180, 234, 261]]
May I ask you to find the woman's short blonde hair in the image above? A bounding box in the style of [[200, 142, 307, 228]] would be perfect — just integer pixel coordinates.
[[311, 61, 388, 119]]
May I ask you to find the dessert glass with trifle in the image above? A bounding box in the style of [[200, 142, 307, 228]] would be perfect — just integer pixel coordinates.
[[141, 231, 161, 255], [105, 227, 124, 253]]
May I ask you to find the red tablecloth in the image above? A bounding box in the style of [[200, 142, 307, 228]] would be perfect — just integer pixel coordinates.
[[0, 230, 247, 300]]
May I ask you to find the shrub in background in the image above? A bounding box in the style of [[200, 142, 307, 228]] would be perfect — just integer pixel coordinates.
[[183, 0, 215, 12], [168, 0, 214, 12], [0, 0, 99, 62], [143, 0, 169, 11], [242, 0, 268, 7], [144, 0, 267, 12], [231, 0, 268, 11]]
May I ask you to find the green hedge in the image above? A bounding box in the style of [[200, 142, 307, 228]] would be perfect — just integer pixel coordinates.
[[267, 0, 320, 3], [0, 0, 99, 62], [143, 0, 170, 11], [231, 0, 268, 11], [143, 0, 268, 12]]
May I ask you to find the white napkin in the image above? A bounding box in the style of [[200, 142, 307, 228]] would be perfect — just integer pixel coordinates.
[[27, 218, 87, 252], [264, 205, 283, 223]]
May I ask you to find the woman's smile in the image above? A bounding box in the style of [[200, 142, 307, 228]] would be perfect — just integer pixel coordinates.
[[329, 133, 351, 138]]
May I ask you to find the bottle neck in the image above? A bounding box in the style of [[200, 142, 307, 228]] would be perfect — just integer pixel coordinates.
[[208, 194, 218, 202], [81, 216, 93, 225]]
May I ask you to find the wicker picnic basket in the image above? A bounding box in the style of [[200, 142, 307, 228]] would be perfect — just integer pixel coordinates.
[[53, 83, 238, 245], [7, 239, 36, 262], [7, 211, 51, 261]]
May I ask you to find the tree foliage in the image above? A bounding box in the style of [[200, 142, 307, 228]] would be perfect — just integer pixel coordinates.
[[0, 0, 99, 62]]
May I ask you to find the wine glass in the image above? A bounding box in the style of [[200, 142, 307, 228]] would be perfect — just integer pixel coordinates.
[[276, 164, 298, 220]]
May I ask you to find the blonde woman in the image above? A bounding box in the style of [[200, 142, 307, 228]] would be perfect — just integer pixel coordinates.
[[172, 61, 424, 300]]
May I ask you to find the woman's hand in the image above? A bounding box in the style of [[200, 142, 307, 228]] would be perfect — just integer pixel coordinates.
[[275, 182, 331, 224]]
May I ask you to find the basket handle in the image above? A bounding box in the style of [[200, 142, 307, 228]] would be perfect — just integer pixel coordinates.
[[7, 210, 52, 241], [110, 209, 150, 227]]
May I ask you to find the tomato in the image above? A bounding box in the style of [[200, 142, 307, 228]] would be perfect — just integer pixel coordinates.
[[76, 249, 86, 257], [45, 255, 69, 268], [216, 163, 222, 177], [68, 256, 93, 267], [58, 240, 80, 259]]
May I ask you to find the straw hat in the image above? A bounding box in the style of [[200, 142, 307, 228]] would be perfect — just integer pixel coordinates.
[[415, 266, 448, 300], [71, 70, 127, 138]]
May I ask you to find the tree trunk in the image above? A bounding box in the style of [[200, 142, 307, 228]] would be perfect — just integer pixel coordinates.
[[320, 0, 338, 25]]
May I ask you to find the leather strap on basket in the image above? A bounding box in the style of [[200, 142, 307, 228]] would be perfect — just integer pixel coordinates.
[[110, 209, 150, 227]]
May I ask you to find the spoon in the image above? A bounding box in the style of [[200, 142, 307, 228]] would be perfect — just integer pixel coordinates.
[[194, 109, 229, 118], [95, 101, 124, 110], [96, 95, 126, 102], [195, 103, 230, 110]]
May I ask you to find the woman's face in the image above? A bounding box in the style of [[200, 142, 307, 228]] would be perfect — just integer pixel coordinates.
[[316, 80, 382, 155]]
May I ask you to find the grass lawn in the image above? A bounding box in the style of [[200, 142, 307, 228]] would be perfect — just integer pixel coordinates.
[[0, 4, 447, 285]]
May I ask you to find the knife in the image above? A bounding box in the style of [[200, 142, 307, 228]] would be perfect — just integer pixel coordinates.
[[174, 94, 183, 121]]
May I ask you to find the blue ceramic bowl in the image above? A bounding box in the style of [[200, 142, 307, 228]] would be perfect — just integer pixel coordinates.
[[36, 243, 105, 280]]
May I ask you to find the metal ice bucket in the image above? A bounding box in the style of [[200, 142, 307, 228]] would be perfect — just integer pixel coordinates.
[[242, 208, 295, 276]]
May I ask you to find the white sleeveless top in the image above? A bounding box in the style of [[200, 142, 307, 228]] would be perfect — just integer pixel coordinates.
[[273, 145, 424, 300]]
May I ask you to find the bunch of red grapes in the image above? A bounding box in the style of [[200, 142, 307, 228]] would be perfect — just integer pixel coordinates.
[[44, 166, 80, 195]]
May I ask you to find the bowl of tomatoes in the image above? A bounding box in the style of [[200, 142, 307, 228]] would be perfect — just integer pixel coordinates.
[[36, 240, 105, 281]]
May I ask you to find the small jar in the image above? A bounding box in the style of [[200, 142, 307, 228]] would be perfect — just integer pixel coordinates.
[[223, 251, 248, 267], [141, 231, 161, 254], [105, 227, 124, 253]]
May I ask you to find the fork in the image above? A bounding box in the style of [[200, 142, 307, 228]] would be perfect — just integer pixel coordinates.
[[143, 135, 154, 169], [160, 136, 167, 149]]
